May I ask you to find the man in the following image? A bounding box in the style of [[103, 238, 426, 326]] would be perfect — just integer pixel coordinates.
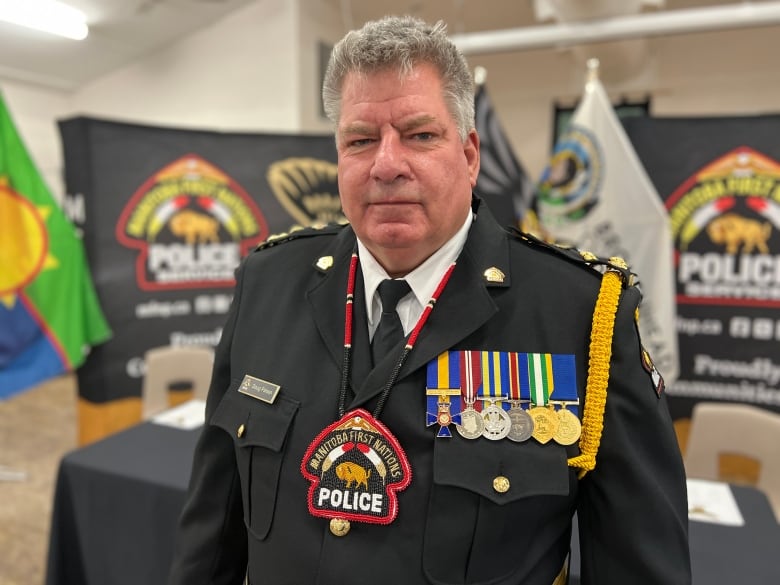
[[169, 16, 690, 585]]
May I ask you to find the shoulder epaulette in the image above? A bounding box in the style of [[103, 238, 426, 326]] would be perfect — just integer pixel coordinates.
[[509, 227, 635, 287], [255, 222, 346, 252]]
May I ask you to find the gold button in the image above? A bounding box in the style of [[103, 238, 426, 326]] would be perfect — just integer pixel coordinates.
[[329, 517, 350, 536], [237, 424, 245, 438], [493, 476, 510, 493]]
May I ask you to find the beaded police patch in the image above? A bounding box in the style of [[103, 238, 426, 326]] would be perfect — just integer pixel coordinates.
[[301, 409, 411, 525]]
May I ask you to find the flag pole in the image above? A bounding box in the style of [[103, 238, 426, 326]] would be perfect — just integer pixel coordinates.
[[474, 65, 487, 86], [586, 58, 600, 83]]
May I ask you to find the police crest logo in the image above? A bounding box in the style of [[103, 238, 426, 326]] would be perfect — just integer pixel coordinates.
[[667, 147, 780, 306], [116, 154, 268, 290], [266, 157, 344, 227], [301, 409, 411, 525]]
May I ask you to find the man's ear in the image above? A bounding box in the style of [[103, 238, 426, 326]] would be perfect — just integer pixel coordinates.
[[464, 128, 480, 187]]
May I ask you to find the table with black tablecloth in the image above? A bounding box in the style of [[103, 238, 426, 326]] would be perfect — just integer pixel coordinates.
[[570, 482, 780, 584], [46, 420, 780, 585], [45, 422, 200, 585]]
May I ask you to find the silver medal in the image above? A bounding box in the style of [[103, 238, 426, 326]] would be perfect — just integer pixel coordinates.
[[507, 406, 534, 442], [456, 407, 485, 439], [481, 404, 511, 440]]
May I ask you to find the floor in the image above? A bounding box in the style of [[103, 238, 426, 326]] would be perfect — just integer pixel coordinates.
[[0, 374, 78, 585]]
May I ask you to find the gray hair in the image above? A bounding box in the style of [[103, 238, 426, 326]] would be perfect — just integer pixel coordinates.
[[322, 15, 475, 141]]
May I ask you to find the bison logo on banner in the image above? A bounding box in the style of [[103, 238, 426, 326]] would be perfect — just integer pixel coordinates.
[[116, 154, 268, 290], [666, 147, 780, 307]]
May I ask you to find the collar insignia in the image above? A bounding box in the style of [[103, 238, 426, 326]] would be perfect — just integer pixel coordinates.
[[483, 266, 505, 283]]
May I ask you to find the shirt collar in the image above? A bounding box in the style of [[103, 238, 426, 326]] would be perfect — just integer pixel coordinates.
[[358, 211, 473, 328]]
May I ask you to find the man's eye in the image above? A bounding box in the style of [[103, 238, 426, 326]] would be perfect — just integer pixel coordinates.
[[349, 138, 373, 147], [412, 132, 434, 141]]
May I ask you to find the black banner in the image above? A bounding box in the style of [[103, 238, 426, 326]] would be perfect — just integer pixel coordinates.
[[60, 118, 341, 412], [623, 115, 780, 420]]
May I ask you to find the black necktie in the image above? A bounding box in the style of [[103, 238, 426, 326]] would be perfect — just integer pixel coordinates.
[[371, 279, 411, 365]]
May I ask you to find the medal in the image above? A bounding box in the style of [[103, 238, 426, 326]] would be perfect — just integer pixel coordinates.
[[301, 253, 456, 526], [456, 350, 484, 439], [553, 403, 582, 445], [481, 403, 511, 440], [426, 388, 461, 437], [526, 353, 558, 444], [539, 353, 580, 446], [457, 407, 485, 439], [529, 405, 558, 444], [425, 352, 462, 437], [478, 351, 510, 440], [506, 353, 533, 442], [507, 403, 534, 442]]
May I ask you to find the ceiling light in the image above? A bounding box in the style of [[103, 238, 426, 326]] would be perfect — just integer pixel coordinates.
[[0, 0, 88, 41]]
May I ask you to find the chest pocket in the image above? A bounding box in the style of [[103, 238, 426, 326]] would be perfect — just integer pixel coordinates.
[[211, 379, 300, 541], [424, 437, 573, 585]]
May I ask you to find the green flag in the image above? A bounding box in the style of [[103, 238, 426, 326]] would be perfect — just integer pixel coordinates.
[[0, 93, 111, 398]]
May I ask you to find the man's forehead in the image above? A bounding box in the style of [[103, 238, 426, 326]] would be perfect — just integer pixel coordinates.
[[340, 114, 440, 134], [341, 64, 442, 93]]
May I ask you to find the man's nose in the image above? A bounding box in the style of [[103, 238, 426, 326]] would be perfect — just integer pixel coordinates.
[[370, 133, 409, 182]]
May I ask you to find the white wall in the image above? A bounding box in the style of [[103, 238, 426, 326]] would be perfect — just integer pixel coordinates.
[[298, 0, 343, 133], [2, 1, 780, 205], [71, 0, 299, 132], [1, 81, 70, 202], [479, 25, 780, 179]]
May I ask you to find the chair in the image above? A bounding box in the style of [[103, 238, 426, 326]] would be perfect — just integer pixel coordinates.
[[684, 401, 780, 522], [141, 345, 214, 419]]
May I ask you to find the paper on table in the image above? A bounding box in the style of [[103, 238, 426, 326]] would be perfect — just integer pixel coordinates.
[[151, 399, 206, 430], [687, 478, 745, 526]]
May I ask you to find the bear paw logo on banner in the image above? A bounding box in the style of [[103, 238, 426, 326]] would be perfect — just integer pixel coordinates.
[[116, 154, 268, 290], [666, 147, 780, 307], [266, 157, 343, 227], [537, 125, 603, 226]]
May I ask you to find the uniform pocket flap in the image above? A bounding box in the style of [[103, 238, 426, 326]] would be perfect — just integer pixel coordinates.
[[433, 437, 569, 505], [211, 379, 299, 452]]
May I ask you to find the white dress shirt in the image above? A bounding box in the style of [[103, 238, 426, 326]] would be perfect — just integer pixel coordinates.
[[357, 212, 473, 340]]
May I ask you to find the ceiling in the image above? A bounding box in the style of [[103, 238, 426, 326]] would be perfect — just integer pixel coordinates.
[[0, 0, 775, 92], [0, 0, 257, 90]]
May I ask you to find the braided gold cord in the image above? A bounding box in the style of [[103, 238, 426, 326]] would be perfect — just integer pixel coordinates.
[[567, 270, 623, 479]]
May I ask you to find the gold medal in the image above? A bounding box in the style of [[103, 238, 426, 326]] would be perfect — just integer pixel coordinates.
[[529, 406, 558, 444], [553, 407, 581, 445]]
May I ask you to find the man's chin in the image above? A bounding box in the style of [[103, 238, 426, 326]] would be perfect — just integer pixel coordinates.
[[366, 226, 422, 249]]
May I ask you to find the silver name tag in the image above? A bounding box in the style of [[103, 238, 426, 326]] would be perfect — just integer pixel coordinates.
[[238, 374, 280, 404]]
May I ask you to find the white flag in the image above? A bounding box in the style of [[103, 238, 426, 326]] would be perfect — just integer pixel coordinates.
[[537, 76, 679, 383]]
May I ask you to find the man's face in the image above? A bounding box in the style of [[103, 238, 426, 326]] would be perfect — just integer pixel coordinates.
[[336, 63, 480, 276]]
